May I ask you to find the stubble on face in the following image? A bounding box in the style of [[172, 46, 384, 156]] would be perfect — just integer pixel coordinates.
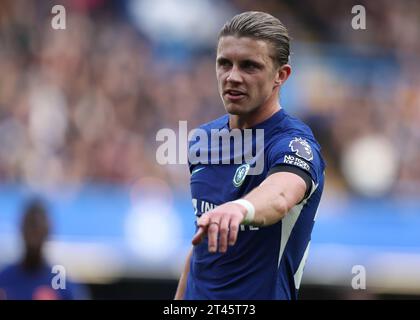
[[216, 36, 279, 119]]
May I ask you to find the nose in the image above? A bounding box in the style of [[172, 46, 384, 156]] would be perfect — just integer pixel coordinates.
[[226, 65, 242, 83]]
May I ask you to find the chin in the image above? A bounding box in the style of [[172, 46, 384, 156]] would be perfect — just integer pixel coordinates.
[[226, 104, 260, 117], [224, 103, 248, 115]]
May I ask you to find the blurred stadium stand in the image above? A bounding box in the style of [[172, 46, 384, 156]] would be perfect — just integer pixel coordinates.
[[1, 0, 419, 299]]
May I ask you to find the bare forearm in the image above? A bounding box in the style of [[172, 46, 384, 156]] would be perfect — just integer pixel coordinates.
[[242, 184, 288, 227], [174, 247, 192, 300], [243, 172, 306, 227]]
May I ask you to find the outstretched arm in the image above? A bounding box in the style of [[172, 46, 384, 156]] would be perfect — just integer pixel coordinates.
[[192, 171, 307, 253]]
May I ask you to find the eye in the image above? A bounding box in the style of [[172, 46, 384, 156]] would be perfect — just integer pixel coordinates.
[[217, 58, 231, 68], [241, 61, 260, 71]]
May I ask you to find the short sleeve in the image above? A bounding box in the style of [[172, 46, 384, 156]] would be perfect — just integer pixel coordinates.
[[267, 136, 324, 186]]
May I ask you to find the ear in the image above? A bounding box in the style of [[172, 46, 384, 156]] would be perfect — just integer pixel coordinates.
[[274, 64, 292, 88]]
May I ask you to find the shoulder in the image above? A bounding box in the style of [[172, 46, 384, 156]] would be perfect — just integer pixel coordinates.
[[265, 111, 325, 177], [276, 111, 317, 141], [0, 264, 18, 277], [195, 114, 229, 132], [0, 264, 19, 284], [266, 111, 321, 153], [188, 114, 229, 152], [187, 114, 228, 170]]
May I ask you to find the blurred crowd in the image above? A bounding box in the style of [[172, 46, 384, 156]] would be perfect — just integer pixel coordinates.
[[0, 0, 419, 197]]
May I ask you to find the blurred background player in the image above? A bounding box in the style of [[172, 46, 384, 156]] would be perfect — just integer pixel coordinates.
[[0, 198, 89, 300]]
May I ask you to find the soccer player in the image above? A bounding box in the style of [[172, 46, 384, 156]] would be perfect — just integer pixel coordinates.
[[174, 11, 325, 300], [0, 199, 89, 300]]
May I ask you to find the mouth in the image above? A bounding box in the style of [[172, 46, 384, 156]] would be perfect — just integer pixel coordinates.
[[223, 89, 247, 102]]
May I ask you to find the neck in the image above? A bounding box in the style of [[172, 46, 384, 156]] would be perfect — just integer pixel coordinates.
[[229, 92, 281, 129], [22, 249, 44, 272]]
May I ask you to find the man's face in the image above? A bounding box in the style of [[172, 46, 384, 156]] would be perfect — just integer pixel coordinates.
[[22, 212, 49, 254], [216, 36, 280, 116]]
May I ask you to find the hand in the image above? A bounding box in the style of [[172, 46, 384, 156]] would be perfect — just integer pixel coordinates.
[[191, 202, 247, 253]]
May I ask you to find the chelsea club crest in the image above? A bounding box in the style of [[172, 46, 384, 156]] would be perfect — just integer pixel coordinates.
[[233, 163, 250, 187]]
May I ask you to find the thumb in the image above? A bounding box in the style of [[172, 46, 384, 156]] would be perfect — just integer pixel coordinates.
[[191, 214, 210, 245], [191, 226, 206, 245]]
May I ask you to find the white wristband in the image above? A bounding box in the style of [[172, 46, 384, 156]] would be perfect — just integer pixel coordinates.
[[232, 199, 255, 225]]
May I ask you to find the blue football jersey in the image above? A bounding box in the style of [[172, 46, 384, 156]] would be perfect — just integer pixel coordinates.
[[184, 108, 325, 300], [0, 263, 88, 300]]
